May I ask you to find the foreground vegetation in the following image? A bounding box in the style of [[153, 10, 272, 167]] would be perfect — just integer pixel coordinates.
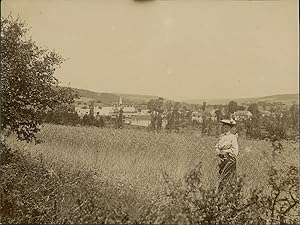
[[1, 124, 299, 224]]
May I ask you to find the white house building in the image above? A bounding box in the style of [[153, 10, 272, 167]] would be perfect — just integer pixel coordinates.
[[192, 112, 203, 123], [260, 110, 272, 117], [139, 109, 151, 115], [233, 110, 253, 121], [75, 106, 90, 118], [130, 115, 151, 127], [93, 105, 116, 117]]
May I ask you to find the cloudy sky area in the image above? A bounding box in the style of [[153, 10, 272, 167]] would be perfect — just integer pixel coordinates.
[[2, 0, 298, 100]]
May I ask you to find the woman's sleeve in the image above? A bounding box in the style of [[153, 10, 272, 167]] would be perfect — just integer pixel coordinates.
[[231, 136, 239, 156], [215, 143, 221, 153]]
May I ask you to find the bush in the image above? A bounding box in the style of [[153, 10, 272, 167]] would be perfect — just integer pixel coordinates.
[[141, 162, 299, 225]]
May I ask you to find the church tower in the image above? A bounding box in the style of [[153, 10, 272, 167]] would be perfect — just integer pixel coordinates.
[[119, 96, 123, 105]]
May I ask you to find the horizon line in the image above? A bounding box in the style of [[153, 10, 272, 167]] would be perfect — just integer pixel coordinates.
[[66, 85, 298, 103]]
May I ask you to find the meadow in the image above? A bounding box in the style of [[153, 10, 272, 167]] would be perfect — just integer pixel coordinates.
[[2, 124, 299, 224]]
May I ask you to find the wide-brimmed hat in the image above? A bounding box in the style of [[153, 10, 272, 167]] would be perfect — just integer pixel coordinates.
[[220, 119, 237, 126]]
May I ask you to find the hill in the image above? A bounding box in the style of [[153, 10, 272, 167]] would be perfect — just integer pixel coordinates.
[[184, 93, 299, 105], [73, 88, 160, 105], [71, 87, 298, 106]]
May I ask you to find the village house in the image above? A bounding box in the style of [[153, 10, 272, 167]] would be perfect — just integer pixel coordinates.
[[135, 105, 151, 115], [130, 114, 152, 127], [74, 96, 153, 127], [192, 111, 203, 123], [84, 97, 136, 118], [191, 108, 217, 123], [233, 110, 253, 121], [112, 97, 138, 117], [125, 104, 151, 127], [75, 106, 90, 118], [93, 103, 115, 117], [208, 109, 217, 121], [139, 109, 151, 115], [260, 110, 272, 117], [122, 106, 137, 117]]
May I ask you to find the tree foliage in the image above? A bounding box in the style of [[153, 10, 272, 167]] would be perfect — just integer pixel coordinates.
[[1, 16, 78, 141], [237, 105, 246, 111], [289, 104, 299, 130], [248, 103, 260, 116], [147, 97, 164, 113], [227, 101, 238, 114], [201, 102, 207, 111]]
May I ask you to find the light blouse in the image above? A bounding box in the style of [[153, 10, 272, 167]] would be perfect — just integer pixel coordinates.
[[215, 132, 239, 157]]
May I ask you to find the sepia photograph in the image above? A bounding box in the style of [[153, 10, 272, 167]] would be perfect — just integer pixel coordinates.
[[0, 0, 299, 224]]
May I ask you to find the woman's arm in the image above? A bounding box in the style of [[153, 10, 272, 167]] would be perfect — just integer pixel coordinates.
[[215, 143, 221, 153], [230, 136, 239, 156]]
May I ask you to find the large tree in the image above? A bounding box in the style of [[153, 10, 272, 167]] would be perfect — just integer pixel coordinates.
[[147, 97, 164, 113], [248, 103, 260, 116], [201, 102, 207, 111], [1, 16, 77, 142], [289, 104, 299, 130], [227, 100, 238, 114]]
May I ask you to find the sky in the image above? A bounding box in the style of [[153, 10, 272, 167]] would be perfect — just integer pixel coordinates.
[[2, 0, 299, 100]]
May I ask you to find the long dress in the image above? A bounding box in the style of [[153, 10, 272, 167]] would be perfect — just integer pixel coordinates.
[[218, 153, 237, 189], [215, 132, 239, 190]]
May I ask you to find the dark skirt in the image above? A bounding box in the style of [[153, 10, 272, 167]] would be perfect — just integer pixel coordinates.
[[218, 153, 237, 190]]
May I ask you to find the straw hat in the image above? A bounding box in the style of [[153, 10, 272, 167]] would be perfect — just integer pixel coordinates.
[[220, 119, 237, 126]]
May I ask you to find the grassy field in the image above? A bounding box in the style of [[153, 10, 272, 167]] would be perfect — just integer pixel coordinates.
[[6, 124, 299, 193], [2, 124, 299, 224]]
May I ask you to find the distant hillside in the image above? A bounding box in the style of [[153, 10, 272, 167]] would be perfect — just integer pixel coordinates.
[[185, 93, 299, 105], [73, 88, 160, 105], [71, 87, 298, 106], [257, 94, 299, 103]]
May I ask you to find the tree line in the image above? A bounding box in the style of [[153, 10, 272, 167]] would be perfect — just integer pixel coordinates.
[[147, 98, 299, 140]]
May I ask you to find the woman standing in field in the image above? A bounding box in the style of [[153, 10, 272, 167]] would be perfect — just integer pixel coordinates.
[[215, 119, 239, 191]]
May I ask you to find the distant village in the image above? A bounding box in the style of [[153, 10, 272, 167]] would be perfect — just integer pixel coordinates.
[[74, 97, 152, 127], [72, 96, 285, 128]]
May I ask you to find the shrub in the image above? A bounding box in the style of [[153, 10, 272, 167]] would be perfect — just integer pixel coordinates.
[[140, 162, 299, 224]]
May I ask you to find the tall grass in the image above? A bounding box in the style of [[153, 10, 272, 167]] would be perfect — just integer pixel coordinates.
[[2, 124, 299, 224], [6, 124, 299, 195]]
